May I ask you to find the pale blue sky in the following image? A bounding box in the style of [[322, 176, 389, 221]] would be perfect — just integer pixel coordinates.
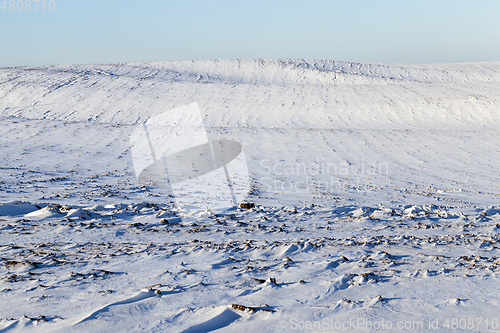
[[1, 0, 499, 67]]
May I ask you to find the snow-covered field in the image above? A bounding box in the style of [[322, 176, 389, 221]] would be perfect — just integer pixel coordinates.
[[1, 59, 500, 332]]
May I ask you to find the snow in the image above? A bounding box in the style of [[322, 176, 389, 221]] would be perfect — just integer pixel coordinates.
[[1, 59, 500, 332], [0, 201, 39, 216]]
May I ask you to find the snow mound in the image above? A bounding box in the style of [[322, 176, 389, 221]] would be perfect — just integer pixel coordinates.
[[0, 201, 39, 216]]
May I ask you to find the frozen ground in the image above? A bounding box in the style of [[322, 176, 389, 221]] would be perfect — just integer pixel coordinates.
[[1, 59, 500, 332]]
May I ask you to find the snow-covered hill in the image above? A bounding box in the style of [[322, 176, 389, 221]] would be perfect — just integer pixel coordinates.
[[1, 59, 500, 332], [2, 59, 500, 129]]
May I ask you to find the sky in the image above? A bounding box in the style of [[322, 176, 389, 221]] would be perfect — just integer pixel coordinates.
[[1, 0, 499, 67]]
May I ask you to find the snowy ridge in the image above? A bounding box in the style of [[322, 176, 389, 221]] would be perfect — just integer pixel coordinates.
[[4, 59, 500, 87], [1, 59, 500, 129], [140, 59, 500, 85]]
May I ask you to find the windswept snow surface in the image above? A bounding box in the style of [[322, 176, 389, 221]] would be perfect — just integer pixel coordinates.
[[1, 59, 500, 332]]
